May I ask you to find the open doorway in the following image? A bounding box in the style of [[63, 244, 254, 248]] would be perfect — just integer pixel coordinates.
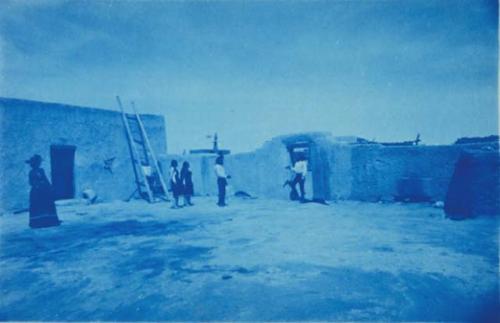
[[50, 145, 76, 200], [286, 141, 314, 199]]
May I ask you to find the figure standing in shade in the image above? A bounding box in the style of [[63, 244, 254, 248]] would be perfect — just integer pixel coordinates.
[[291, 154, 308, 202], [26, 154, 61, 228], [180, 161, 194, 206], [214, 155, 230, 207], [169, 160, 182, 209]]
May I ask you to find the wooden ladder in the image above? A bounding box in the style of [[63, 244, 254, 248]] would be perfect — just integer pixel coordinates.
[[116, 96, 170, 202]]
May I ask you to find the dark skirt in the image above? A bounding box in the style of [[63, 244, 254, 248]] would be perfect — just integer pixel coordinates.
[[183, 182, 194, 196], [29, 186, 60, 228], [170, 180, 181, 198]]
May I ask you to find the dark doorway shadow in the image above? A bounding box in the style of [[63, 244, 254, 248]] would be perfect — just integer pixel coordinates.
[[50, 145, 76, 200]]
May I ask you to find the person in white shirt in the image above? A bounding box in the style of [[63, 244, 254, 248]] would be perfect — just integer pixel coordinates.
[[291, 155, 308, 202], [169, 160, 181, 209], [214, 155, 230, 206]]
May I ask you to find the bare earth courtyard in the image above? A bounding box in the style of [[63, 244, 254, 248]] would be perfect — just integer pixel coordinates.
[[0, 197, 498, 321]]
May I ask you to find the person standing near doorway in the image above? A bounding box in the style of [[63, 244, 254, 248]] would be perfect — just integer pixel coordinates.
[[169, 160, 181, 209], [214, 155, 230, 207], [26, 154, 61, 228], [180, 161, 194, 206], [291, 154, 308, 202]]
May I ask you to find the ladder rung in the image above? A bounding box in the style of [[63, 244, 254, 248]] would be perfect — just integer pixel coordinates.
[[129, 127, 141, 133], [133, 139, 144, 145]]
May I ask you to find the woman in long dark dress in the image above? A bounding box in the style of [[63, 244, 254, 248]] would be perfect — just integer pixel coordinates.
[[180, 161, 194, 206], [26, 154, 61, 228]]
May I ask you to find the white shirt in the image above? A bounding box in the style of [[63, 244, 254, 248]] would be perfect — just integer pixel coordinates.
[[169, 167, 178, 183], [214, 164, 227, 178], [293, 160, 308, 177]]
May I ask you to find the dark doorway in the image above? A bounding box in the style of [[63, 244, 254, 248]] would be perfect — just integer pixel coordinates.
[[50, 145, 76, 200]]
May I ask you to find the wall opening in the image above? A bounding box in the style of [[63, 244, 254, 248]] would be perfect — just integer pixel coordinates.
[[286, 141, 314, 199], [50, 145, 76, 200]]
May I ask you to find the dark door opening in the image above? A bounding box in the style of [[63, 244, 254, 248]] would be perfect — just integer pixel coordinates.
[[50, 145, 76, 200]]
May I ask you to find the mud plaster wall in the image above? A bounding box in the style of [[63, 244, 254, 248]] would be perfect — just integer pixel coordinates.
[[322, 143, 352, 200], [0, 98, 166, 211], [348, 143, 497, 202], [164, 138, 295, 199], [165, 134, 498, 205]]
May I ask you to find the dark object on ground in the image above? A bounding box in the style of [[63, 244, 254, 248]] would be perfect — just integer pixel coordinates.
[[300, 198, 329, 205], [234, 191, 257, 199], [13, 208, 29, 214], [445, 150, 500, 219]]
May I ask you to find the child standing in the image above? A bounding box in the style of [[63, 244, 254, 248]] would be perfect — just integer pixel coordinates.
[[169, 160, 181, 209], [180, 161, 194, 206]]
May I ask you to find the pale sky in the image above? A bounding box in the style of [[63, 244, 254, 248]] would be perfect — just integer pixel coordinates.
[[0, 0, 498, 153]]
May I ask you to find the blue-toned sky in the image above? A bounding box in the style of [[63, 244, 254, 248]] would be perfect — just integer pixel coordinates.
[[0, 0, 497, 153]]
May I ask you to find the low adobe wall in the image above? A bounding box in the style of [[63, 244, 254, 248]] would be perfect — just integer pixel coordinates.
[[347, 142, 498, 203], [348, 144, 461, 202], [163, 138, 293, 199], [163, 133, 498, 212]]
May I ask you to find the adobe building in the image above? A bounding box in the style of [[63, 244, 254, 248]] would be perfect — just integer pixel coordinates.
[[0, 98, 167, 211], [167, 132, 499, 217], [1, 96, 498, 219]]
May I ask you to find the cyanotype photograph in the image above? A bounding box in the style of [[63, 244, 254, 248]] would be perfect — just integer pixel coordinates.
[[0, 0, 498, 321]]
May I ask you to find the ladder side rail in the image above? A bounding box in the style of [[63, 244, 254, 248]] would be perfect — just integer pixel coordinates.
[[131, 101, 170, 200], [127, 116, 150, 164], [116, 96, 154, 202]]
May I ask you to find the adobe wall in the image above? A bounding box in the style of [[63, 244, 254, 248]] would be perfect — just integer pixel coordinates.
[[164, 133, 331, 200], [348, 142, 498, 202], [0, 98, 167, 211], [321, 143, 352, 200], [164, 138, 292, 199], [164, 132, 498, 210]]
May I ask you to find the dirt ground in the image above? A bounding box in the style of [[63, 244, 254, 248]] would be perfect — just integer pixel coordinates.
[[0, 197, 498, 321]]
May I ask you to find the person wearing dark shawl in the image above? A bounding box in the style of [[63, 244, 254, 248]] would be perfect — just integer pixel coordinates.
[[26, 154, 61, 228], [180, 161, 194, 206]]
